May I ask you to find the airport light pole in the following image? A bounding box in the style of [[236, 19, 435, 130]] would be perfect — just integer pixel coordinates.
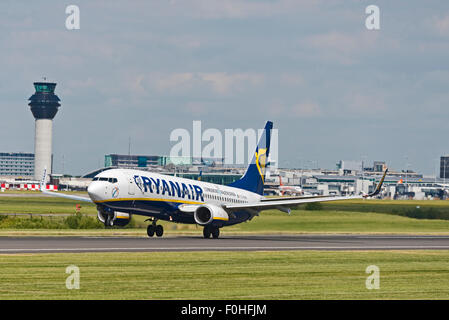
[[361, 155, 367, 194]]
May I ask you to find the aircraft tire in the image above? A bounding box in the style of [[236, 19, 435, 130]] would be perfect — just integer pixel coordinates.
[[203, 226, 211, 239], [155, 225, 164, 237], [147, 225, 155, 237], [211, 227, 220, 239]]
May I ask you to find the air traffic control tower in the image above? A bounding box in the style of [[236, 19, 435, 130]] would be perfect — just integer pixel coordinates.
[[28, 82, 61, 181]]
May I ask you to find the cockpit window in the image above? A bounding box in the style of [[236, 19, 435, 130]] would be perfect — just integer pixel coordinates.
[[93, 177, 117, 183]]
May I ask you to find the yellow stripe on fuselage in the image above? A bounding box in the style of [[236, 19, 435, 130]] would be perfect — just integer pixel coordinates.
[[116, 216, 130, 219], [213, 217, 229, 221], [93, 197, 204, 205]]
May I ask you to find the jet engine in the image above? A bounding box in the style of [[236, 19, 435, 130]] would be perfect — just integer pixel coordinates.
[[97, 208, 132, 227], [194, 204, 229, 225]]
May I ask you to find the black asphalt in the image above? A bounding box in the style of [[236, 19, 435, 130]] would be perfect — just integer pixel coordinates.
[[2, 234, 449, 253]]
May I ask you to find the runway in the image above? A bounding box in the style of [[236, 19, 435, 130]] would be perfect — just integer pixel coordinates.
[[2, 234, 449, 253]]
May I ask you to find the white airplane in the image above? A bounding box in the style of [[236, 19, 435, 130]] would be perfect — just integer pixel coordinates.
[[278, 176, 303, 195], [40, 121, 387, 239]]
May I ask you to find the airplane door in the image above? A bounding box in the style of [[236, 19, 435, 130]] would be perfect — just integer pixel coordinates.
[[128, 176, 135, 195]]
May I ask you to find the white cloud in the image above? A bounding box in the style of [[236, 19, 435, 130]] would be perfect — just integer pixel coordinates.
[[344, 92, 387, 115], [1, 1, 448, 176], [154, 73, 195, 91], [280, 73, 304, 86], [307, 31, 359, 53], [264, 100, 323, 118], [199, 72, 264, 94], [135, 72, 264, 95], [304, 31, 381, 65], [166, 0, 320, 19], [291, 101, 323, 117], [184, 101, 209, 115], [431, 13, 449, 36]]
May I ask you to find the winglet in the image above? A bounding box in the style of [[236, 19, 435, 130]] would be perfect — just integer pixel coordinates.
[[39, 168, 47, 191], [364, 168, 388, 198]]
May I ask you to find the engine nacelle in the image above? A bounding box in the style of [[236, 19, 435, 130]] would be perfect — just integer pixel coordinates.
[[194, 204, 229, 225], [97, 209, 132, 227]]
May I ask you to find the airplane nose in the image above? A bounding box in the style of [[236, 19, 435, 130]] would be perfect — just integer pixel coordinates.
[[87, 182, 104, 201]]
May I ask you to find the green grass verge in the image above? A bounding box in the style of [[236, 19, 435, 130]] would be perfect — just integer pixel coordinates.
[[321, 199, 449, 220], [1, 195, 449, 235], [0, 194, 97, 215], [1, 250, 449, 299], [3, 210, 449, 236], [227, 210, 449, 234]]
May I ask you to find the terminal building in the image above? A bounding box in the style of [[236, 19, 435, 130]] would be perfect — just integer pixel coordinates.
[[0, 153, 34, 177], [104, 154, 168, 168], [104, 154, 223, 169]]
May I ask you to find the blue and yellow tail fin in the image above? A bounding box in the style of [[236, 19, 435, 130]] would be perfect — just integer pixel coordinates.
[[228, 121, 273, 195]]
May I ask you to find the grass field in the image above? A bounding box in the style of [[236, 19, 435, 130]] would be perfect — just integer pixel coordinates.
[[1, 193, 449, 300], [1, 250, 449, 299], [0, 193, 97, 215]]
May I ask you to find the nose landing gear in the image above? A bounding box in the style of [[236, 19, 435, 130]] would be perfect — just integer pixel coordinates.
[[146, 219, 164, 238]]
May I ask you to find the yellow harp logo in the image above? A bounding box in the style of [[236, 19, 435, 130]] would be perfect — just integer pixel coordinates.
[[255, 148, 267, 183]]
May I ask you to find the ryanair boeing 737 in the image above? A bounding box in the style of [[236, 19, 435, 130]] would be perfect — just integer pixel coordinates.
[[40, 121, 387, 239]]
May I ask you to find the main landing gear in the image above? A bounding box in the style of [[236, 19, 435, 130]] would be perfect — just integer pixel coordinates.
[[146, 219, 164, 238], [203, 225, 220, 239], [105, 215, 113, 228]]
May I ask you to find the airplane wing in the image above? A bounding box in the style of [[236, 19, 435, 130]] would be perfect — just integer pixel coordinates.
[[260, 195, 328, 202], [39, 168, 93, 203], [225, 169, 388, 214], [225, 195, 361, 213], [41, 189, 93, 203]]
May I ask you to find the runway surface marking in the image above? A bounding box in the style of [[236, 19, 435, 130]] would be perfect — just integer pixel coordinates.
[[2, 234, 449, 253], [2, 246, 449, 253]]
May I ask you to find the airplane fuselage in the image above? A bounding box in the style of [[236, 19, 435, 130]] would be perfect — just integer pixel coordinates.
[[88, 168, 262, 227]]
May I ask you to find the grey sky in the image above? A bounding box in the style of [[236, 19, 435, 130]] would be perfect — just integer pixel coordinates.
[[1, 1, 448, 176]]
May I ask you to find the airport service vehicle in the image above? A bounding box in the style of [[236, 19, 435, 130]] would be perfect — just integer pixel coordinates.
[[41, 121, 387, 239]]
